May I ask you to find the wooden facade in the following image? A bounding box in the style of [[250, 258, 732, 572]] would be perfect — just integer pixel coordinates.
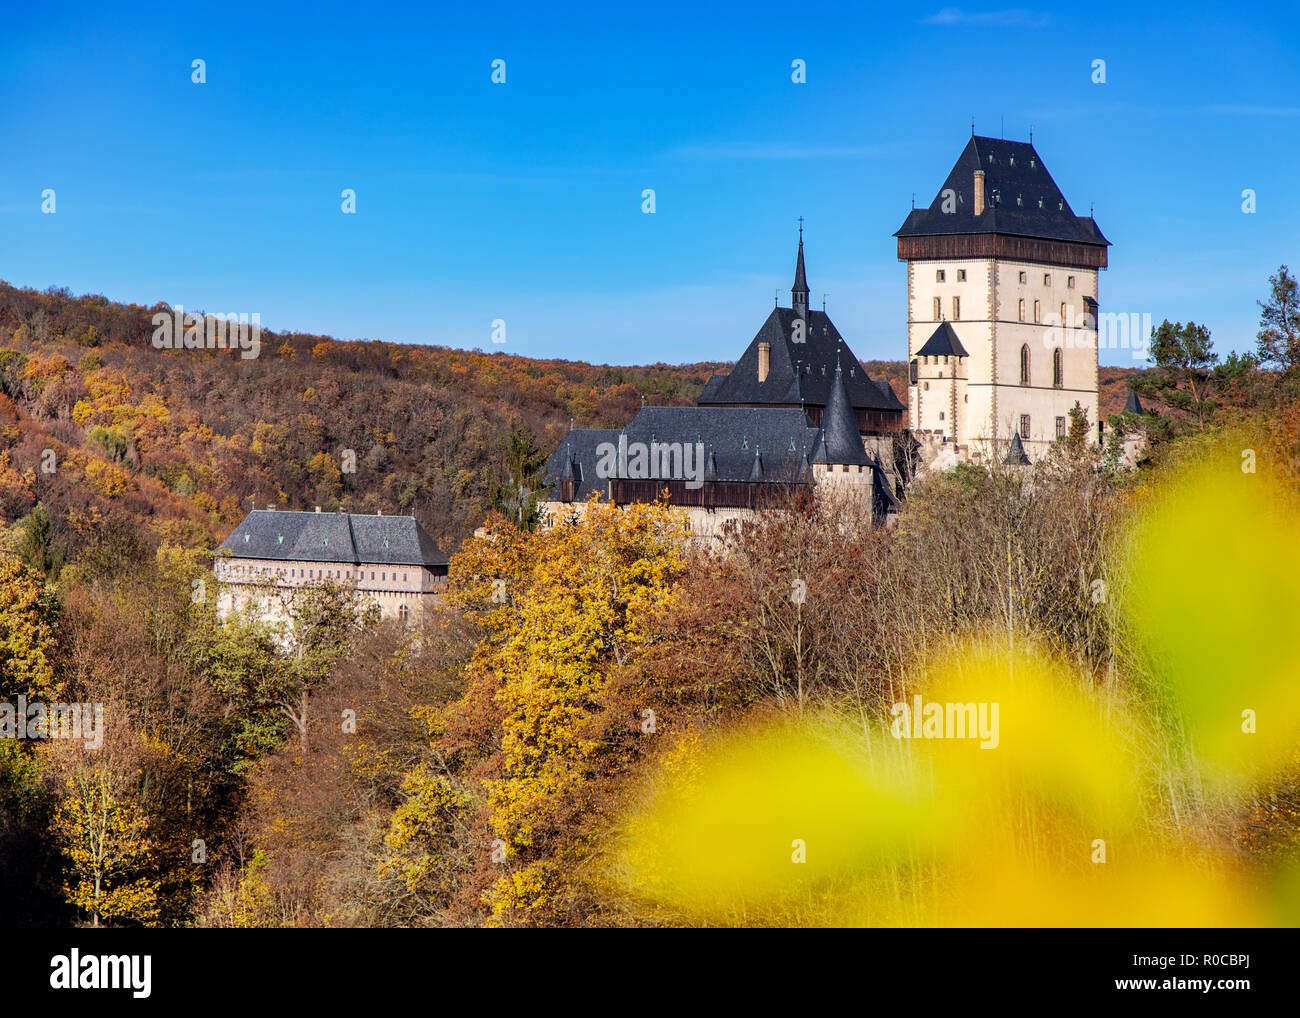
[[607, 478, 804, 509], [897, 234, 1108, 269]]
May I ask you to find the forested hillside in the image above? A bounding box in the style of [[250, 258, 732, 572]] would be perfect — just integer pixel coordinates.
[[1, 271, 1297, 928], [0, 280, 726, 557]]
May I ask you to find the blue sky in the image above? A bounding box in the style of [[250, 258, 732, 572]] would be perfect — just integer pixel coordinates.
[[2, 1, 1298, 367]]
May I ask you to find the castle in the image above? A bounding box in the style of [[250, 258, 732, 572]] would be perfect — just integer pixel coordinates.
[[213, 134, 1108, 621], [539, 132, 1107, 523]]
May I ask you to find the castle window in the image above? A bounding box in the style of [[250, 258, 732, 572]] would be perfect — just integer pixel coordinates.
[[936, 270, 946, 282], [1033, 300, 1041, 323], [924, 382, 930, 391], [1067, 275, 1076, 289], [1060, 302, 1067, 324], [952, 297, 960, 320], [957, 269, 967, 282], [939, 412, 945, 421], [1018, 298, 1025, 321], [1053, 348, 1063, 388], [1044, 273, 1051, 286], [1019, 414, 1031, 438], [1056, 416, 1067, 439], [1018, 271, 1027, 284], [933, 297, 941, 319], [910, 359, 918, 383], [398, 603, 409, 622], [1020, 344, 1031, 385]]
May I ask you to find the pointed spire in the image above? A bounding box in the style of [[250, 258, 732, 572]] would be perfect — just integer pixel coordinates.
[[704, 450, 719, 481], [812, 362, 871, 467], [1005, 432, 1031, 465], [1123, 389, 1145, 415], [748, 447, 764, 482], [792, 220, 809, 320]]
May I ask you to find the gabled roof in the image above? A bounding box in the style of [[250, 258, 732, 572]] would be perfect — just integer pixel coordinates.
[[895, 136, 1109, 247], [695, 307, 905, 413], [915, 321, 969, 358], [217, 510, 447, 567]]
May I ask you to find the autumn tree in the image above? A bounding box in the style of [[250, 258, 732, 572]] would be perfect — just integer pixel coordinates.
[[0, 552, 61, 701], [52, 763, 159, 927]]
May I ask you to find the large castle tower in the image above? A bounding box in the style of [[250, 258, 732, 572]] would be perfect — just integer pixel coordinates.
[[895, 136, 1109, 462]]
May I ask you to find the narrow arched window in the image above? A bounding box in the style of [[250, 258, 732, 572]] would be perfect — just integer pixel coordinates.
[[909, 359, 919, 384], [1020, 344, 1031, 386], [1052, 348, 1063, 388]]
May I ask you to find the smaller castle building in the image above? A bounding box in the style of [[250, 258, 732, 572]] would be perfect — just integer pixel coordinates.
[[215, 508, 449, 633]]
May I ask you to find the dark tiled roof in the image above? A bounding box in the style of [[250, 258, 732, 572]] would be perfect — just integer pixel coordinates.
[[1005, 432, 1031, 465], [695, 307, 905, 413], [1123, 389, 1145, 415], [811, 366, 872, 466], [621, 406, 822, 483], [540, 428, 620, 500], [217, 510, 448, 566], [544, 406, 840, 495], [697, 373, 727, 402], [915, 321, 969, 358], [895, 136, 1109, 247]]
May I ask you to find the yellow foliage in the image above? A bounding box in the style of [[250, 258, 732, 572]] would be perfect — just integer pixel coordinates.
[[84, 457, 131, 497]]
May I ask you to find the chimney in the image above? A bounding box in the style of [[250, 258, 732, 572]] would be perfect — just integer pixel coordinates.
[[758, 341, 770, 383], [973, 170, 986, 216]]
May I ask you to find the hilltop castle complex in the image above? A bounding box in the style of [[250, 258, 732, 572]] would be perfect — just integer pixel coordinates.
[[215, 133, 1107, 626], [540, 133, 1107, 527]]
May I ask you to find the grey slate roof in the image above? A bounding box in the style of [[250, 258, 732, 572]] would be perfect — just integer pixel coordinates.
[[695, 307, 905, 413], [545, 404, 880, 497], [915, 321, 969, 358], [811, 366, 872, 466], [895, 136, 1109, 248], [540, 428, 620, 500], [1123, 389, 1145, 415], [217, 510, 448, 567], [1005, 432, 1031, 465]]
